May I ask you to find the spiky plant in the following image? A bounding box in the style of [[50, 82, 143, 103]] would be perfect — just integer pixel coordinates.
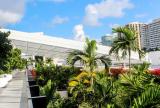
[[132, 85, 160, 108]]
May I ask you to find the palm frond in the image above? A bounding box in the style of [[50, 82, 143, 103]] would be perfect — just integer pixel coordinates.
[[132, 85, 160, 108], [96, 55, 111, 69], [84, 38, 97, 57], [67, 50, 88, 66], [67, 38, 111, 72], [110, 26, 145, 68]]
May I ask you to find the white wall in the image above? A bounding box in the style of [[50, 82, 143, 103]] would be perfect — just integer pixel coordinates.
[[146, 51, 160, 66]]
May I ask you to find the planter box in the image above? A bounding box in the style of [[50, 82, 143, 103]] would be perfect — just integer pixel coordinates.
[[56, 90, 68, 99], [29, 85, 40, 97], [29, 96, 47, 108], [27, 70, 47, 108], [28, 80, 37, 86]]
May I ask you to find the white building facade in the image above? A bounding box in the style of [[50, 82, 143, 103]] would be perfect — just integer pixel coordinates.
[[125, 22, 145, 49], [141, 18, 160, 50]]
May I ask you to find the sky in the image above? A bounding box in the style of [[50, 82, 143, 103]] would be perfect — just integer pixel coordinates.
[[0, 0, 160, 41]]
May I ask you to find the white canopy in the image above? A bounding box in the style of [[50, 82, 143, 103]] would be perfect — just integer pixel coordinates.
[[0, 29, 141, 65]]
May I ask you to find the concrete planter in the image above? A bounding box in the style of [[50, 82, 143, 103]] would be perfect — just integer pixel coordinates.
[[0, 78, 8, 88], [0, 74, 13, 88], [3, 74, 13, 82], [56, 90, 68, 99]]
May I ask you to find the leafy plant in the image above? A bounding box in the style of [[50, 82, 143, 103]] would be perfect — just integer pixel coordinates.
[[132, 85, 160, 108], [132, 62, 150, 73], [79, 102, 92, 108], [47, 93, 78, 108], [91, 72, 116, 107], [0, 31, 12, 71], [45, 58, 53, 65], [35, 54, 160, 108], [40, 80, 56, 104], [114, 63, 155, 107], [68, 71, 117, 108], [9, 48, 26, 69], [54, 66, 78, 90], [36, 63, 55, 86]]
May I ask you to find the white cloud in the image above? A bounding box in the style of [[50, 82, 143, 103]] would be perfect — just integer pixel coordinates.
[[83, 0, 133, 26], [73, 24, 86, 41], [109, 23, 120, 28], [52, 16, 69, 25], [0, 0, 25, 26], [135, 13, 147, 18]]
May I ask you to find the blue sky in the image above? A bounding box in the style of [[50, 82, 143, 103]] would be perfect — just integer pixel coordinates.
[[1, 0, 160, 40]]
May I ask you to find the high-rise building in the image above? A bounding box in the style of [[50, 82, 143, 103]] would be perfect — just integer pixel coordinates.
[[125, 22, 145, 49], [101, 34, 117, 46], [141, 18, 160, 50]]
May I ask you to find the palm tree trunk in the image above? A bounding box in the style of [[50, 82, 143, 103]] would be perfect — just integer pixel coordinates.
[[90, 66, 94, 92], [128, 48, 131, 72]]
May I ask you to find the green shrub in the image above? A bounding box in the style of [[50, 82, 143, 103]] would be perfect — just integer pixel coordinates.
[[37, 62, 160, 108], [0, 31, 12, 71]]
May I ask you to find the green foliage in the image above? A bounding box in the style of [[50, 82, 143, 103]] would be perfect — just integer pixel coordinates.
[[67, 38, 111, 72], [91, 72, 116, 107], [69, 78, 90, 105], [68, 72, 117, 107], [132, 62, 150, 73], [113, 63, 160, 108], [79, 102, 92, 108], [27, 57, 35, 65], [35, 56, 43, 62], [4, 48, 26, 73], [53, 66, 77, 90], [36, 61, 78, 86], [36, 60, 160, 108], [109, 27, 145, 69], [36, 64, 79, 107], [132, 85, 160, 108], [0, 31, 26, 73], [36, 62, 56, 87], [40, 80, 56, 105], [47, 93, 77, 108], [0, 31, 12, 71], [45, 58, 53, 64], [0, 70, 4, 74]]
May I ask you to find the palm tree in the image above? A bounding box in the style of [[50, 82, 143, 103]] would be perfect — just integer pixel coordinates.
[[68, 38, 111, 72], [67, 38, 111, 84], [109, 27, 145, 70]]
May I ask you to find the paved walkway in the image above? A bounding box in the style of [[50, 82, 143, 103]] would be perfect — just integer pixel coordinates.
[[0, 71, 26, 108]]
